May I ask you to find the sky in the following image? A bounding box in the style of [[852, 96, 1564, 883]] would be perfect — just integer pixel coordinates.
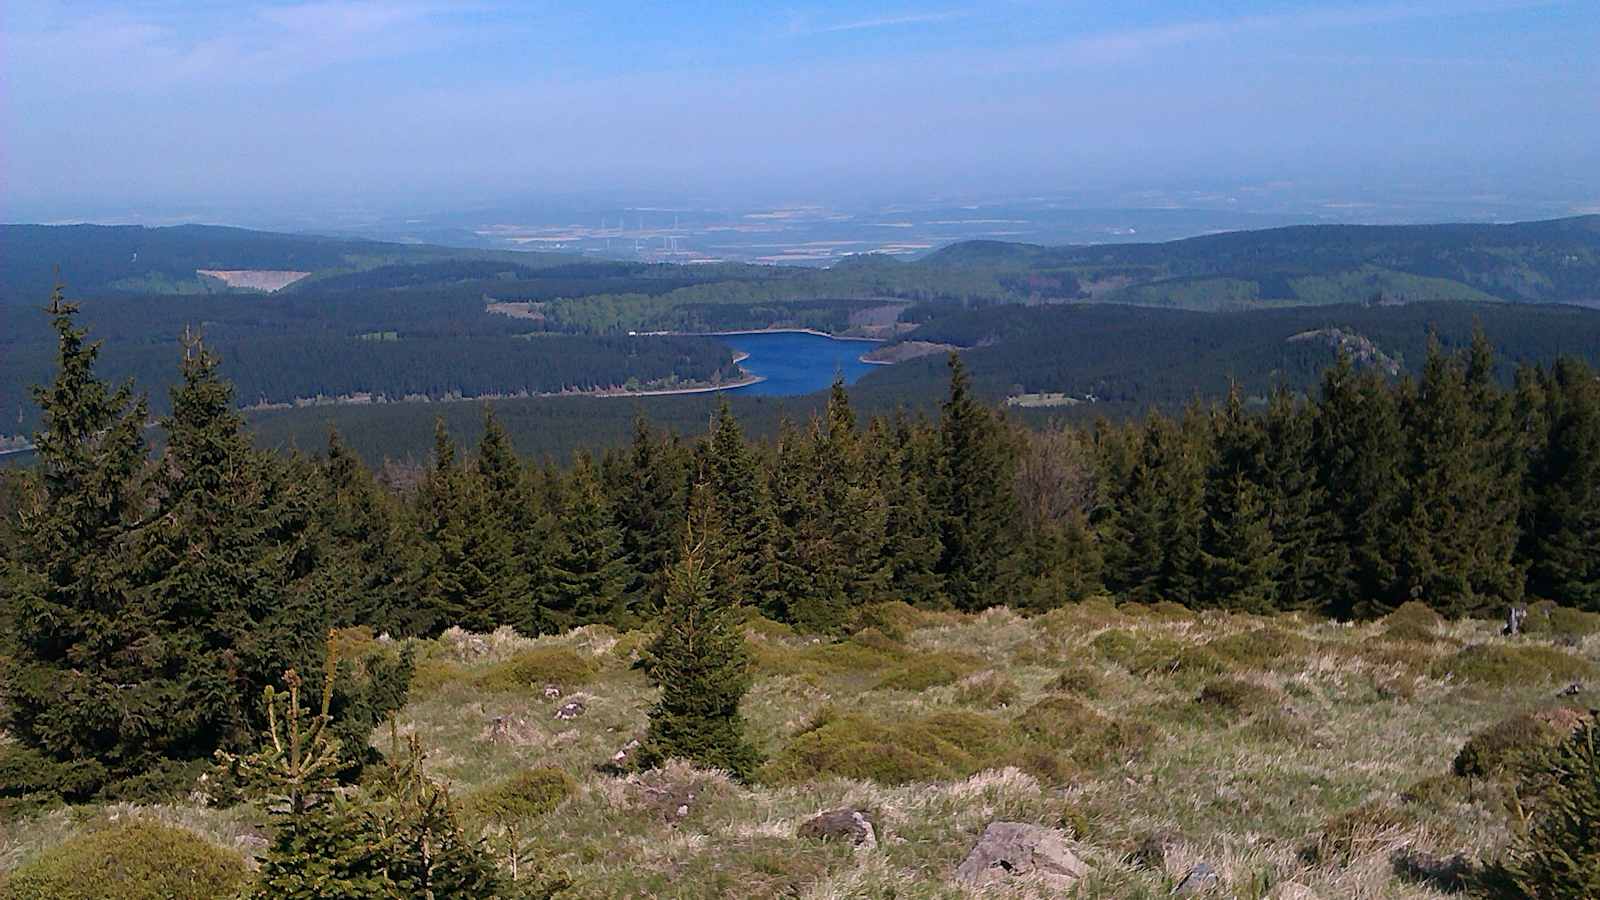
[[2, 0, 1597, 224]]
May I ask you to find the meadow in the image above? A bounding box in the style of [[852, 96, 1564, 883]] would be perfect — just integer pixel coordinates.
[[5, 598, 1595, 899]]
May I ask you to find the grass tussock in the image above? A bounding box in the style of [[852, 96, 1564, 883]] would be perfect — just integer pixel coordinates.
[[1428, 643, 1596, 686], [465, 766, 578, 824], [476, 646, 599, 692]]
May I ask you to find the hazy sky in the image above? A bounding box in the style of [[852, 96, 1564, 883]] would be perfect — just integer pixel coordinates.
[[3, 0, 1597, 223]]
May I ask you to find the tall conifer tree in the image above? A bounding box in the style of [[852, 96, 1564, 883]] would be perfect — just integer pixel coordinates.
[[933, 355, 1020, 611], [4, 288, 151, 787], [543, 452, 628, 629], [130, 334, 326, 764], [636, 486, 760, 779]]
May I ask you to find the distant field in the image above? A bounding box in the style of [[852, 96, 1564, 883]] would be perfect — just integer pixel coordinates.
[[197, 269, 310, 291]]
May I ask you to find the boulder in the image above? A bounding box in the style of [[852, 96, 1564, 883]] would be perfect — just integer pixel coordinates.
[[554, 699, 586, 720], [954, 821, 1085, 889], [798, 809, 878, 848], [543, 684, 562, 700], [1174, 862, 1219, 896]]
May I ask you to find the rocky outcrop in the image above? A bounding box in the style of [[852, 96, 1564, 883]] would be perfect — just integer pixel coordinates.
[[954, 821, 1085, 890]]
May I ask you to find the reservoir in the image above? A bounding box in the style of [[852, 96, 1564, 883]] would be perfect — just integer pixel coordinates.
[[714, 331, 880, 397]]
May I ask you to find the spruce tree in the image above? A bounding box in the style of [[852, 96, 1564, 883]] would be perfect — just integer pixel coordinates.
[[876, 412, 945, 607], [1311, 351, 1407, 618], [130, 334, 327, 765], [1259, 386, 1327, 611], [933, 354, 1020, 611], [766, 418, 825, 626], [1200, 472, 1279, 613], [1201, 386, 1278, 611], [1526, 359, 1600, 610], [616, 415, 690, 620], [315, 429, 418, 634], [543, 452, 628, 630], [636, 486, 760, 780], [702, 400, 779, 610], [1397, 336, 1522, 617], [3, 287, 150, 790], [782, 381, 886, 632], [416, 418, 515, 634]]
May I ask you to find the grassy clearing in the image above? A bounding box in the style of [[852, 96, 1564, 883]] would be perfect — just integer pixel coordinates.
[[3, 604, 1598, 898]]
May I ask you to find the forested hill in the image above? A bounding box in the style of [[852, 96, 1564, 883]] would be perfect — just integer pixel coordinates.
[[917, 215, 1600, 308], [0, 223, 571, 300]]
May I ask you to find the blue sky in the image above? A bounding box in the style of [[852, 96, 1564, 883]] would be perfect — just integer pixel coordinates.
[[2, 0, 1596, 222]]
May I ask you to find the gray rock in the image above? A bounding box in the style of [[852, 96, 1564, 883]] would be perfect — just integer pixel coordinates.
[[954, 821, 1086, 889], [798, 809, 878, 848], [1174, 862, 1219, 896], [543, 684, 562, 700], [554, 699, 586, 720]]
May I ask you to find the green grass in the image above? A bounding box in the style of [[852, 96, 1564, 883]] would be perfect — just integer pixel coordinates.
[[3, 605, 1598, 897]]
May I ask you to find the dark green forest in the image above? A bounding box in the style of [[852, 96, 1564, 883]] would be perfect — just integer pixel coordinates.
[[7, 216, 1598, 446], [5, 290, 1599, 807]]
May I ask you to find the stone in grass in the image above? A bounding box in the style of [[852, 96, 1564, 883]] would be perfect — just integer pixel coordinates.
[[1174, 862, 1220, 895], [798, 809, 878, 849], [554, 698, 586, 720], [954, 822, 1086, 890]]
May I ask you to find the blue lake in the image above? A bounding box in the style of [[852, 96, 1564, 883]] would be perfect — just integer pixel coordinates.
[[715, 331, 880, 396]]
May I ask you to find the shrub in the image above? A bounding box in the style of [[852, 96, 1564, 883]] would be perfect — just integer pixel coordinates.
[[477, 646, 598, 692], [1205, 628, 1313, 670], [1428, 644, 1596, 687], [852, 600, 940, 638], [1197, 677, 1280, 716], [1506, 713, 1600, 900], [466, 766, 577, 823], [1454, 708, 1588, 779], [1521, 601, 1600, 639], [0, 820, 250, 900], [1381, 619, 1441, 644], [409, 655, 466, 696], [876, 652, 982, 691], [1387, 601, 1444, 630]]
